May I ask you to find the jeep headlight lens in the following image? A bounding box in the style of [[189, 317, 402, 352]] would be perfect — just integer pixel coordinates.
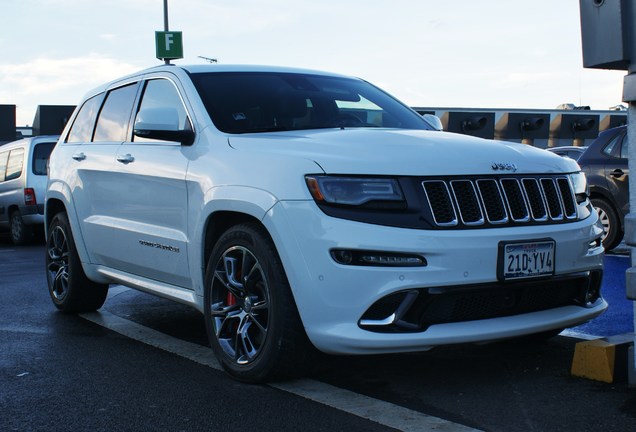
[[305, 176, 404, 206]]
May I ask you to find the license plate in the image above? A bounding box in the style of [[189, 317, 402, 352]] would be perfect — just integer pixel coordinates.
[[499, 240, 555, 281]]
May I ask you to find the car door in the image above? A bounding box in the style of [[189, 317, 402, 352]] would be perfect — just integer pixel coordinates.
[[103, 76, 193, 288], [604, 129, 629, 217], [67, 83, 137, 265]]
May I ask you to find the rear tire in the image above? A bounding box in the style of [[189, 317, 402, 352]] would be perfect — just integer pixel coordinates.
[[45, 212, 108, 312], [203, 223, 314, 383], [591, 197, 622, 251], [10, 210, 33, 245]]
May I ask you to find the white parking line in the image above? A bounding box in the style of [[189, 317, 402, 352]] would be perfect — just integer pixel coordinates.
[[80, 288, 480, 432], [560, 329, 599, 340]]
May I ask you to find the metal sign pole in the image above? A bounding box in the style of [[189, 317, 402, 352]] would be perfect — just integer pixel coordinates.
[[163, 0, 170, 65], [579, 0, 636, 384], [624, 67, 636, 385]]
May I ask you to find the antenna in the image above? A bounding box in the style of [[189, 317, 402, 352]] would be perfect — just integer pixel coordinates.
[[198, 56, 218, 63]]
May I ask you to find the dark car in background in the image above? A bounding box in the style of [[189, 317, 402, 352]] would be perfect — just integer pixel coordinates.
[[546, 146, 587, 161], [577, 126, 628, 251]]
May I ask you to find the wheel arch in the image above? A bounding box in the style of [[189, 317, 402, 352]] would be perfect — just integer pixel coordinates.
[[589, 187, 617, 208], [589, 190, 623, 230], [202, 211, 266, 273], [45, 198, 66, 231], [45, 183, 92, 266], [7, 204, 19, 217]]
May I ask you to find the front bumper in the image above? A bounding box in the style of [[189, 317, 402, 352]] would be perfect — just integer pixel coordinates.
[[265, 200, 606, 355]]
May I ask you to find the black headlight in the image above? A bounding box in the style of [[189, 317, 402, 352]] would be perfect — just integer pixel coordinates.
[[305, 175, 405, 208]]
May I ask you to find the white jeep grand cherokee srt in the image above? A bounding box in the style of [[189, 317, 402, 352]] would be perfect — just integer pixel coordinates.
[[45, 64, 606, 382]]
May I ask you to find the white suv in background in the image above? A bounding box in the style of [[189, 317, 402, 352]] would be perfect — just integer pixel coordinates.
[[45, 64, 606, 382], [0, 135, 57, 244]]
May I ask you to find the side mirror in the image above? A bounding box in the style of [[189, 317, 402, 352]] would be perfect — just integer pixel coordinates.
[[422, 114, 443, 131], [133, 107, 194, 146]]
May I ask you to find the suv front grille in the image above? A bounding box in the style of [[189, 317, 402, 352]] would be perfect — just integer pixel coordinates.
[[422, 175, 577, 228]]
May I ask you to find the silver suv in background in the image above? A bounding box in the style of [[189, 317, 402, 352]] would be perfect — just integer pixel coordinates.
[[0, 136, 57, 244]]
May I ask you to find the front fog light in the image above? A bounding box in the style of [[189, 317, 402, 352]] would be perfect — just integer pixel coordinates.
[[331, 249, 427, 267]]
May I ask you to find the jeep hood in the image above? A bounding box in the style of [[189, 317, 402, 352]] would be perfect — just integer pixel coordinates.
[[227, 128, 579, 176]]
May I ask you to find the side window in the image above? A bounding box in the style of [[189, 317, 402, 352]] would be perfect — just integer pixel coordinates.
[[67, 94, 103, 143], [32, 142, 56, 175], [620, 133, 629, 159], [602, 133, 623, 158], [93, 83, 139, 142], [5, 148, 25, 181], [0, 151, 8, 182], [134, 79, 191, 143]]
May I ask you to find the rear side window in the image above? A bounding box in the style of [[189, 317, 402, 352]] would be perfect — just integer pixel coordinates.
[[602, 132, 624, 158], [67, 94, 103, 143], [32, 142, 56, 175], [0, 151, 8, 182], [5, 148, 25, 181], [620, 134, 629, 159], [94, 83, 139, 142]]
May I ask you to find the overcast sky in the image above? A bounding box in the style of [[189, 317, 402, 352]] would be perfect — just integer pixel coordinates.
[[1, 0, 627, 126]]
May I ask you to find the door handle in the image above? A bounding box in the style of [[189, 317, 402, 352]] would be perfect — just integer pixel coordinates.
[[72, 152, 86, 161], [116, 154, 135, 164], [610, 169, 625, 178]]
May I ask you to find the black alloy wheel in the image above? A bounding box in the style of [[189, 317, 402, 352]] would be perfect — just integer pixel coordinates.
[[204, 223, 314, 383]]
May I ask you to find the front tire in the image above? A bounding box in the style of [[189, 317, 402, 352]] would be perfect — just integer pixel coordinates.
[[45, 212, 108, 312], [591, 197, 622, 251], [204, 223, 313, 383]]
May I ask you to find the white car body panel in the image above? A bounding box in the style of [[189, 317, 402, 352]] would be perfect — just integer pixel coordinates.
[[228, 128, 581, 177], [46, 64, 606, 356]]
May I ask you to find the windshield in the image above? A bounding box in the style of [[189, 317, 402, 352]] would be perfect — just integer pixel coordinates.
[[189, 71, 431, 134]]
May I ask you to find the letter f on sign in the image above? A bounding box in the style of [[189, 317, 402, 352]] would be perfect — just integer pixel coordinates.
[[165, 33, 174, 51]]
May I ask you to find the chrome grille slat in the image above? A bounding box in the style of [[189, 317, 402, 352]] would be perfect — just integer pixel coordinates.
[[557, 177, 578, 219], [422, 175, 578, 228], [450, 180, 484, 225], [521, 178, 548, 222], [476, 179, 508, 224], [540, 178, 563, 220], [422, 181, 458, 227], [501, 178, 530, 222]]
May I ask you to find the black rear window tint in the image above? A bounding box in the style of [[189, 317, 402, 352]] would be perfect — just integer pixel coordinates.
[[32, 142, 56, 175]]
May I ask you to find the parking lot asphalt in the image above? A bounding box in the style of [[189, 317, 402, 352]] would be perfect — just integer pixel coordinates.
[[102, 285, 636, 431], [2, 235, 636, 431]]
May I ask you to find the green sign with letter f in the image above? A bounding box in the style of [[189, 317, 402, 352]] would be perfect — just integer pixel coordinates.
[[155, 31, 183, 60]]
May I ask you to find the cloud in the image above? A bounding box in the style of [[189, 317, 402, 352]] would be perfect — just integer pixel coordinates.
[[496, 72, 568, 88], [0, 55, 142, 124]]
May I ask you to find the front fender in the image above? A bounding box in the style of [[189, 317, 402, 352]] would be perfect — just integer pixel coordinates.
[[188, 185, 279, 296]]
